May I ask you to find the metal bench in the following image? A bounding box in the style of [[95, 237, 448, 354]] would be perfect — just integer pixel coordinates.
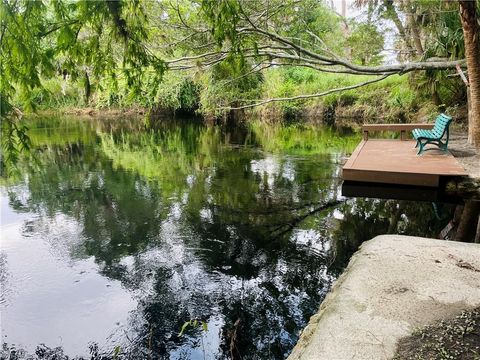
[[412, 113, 452, 155]]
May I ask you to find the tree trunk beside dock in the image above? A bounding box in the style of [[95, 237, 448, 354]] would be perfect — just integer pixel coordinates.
[[454, 200, 480, 242], [460, 1, 480, 148]]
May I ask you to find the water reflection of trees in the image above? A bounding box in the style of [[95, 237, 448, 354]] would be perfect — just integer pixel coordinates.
[[330, 199, 454, 273], [3, 118, 451, 359]]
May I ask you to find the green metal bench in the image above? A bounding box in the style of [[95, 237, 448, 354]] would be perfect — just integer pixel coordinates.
[[412, 113, 452, 155]]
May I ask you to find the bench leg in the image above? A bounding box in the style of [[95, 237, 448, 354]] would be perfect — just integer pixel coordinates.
[[442, 140, 448, 153], [414, 140, 419, 148], [436, 140, 448, 153], [417, 141, 424, 155]]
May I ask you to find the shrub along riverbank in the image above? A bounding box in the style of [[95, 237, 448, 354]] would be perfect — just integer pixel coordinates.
[[17, 67, 468, 128]]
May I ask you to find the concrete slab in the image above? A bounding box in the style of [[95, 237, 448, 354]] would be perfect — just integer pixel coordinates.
[[287, 235, 480, 360]]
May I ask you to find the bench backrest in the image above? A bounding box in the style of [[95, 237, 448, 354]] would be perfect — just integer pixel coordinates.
[[432, 113, 452, 138]]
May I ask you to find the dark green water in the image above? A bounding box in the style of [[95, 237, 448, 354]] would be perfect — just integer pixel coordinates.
[[0, 116, 453, 359]]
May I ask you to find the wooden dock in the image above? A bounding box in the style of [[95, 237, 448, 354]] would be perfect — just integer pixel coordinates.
[[342, 140, 467, 187]]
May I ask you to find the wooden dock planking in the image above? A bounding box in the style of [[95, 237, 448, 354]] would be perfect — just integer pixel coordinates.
[[342, 140, 468, 187]]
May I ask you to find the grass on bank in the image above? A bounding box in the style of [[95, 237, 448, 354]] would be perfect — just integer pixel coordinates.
[[258, 68, 460, 122], [13, 66, 465, 123]]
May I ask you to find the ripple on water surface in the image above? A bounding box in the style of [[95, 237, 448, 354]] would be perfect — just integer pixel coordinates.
[[0, 118, 451, 358]]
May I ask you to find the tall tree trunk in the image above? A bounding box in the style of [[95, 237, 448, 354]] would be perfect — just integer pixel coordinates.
[[405, 0, 423, 56], [454, 200, 480, 242], [84, 71, 91, 105], [432, 87, 442, 106], [460, 1, 480, 147], [341, 0, 346, 18], [385, 0, 414, 59]]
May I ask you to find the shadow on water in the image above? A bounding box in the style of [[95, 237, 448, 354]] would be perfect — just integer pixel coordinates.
[[0, 116, 454, 359]]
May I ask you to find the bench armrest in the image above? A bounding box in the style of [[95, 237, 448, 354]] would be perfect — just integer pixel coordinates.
[[362, 123, 435, 140]]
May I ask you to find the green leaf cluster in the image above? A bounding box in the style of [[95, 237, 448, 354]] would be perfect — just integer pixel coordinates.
[[179, 318, 208, 337]]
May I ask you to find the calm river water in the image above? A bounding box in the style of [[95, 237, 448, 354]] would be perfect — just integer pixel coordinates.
[[0, 116, 453, 359]]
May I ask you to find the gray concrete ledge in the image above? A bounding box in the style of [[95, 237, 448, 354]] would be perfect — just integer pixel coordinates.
[[288, 235, 480, 360]]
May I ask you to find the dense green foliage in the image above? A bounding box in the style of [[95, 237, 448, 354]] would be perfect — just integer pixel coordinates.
[[346, 23, 384, 66], [1, 0, 473, 171], [0, 1, 476, 355], [1, 0, 469, 117], [0, 0, 163, 170]]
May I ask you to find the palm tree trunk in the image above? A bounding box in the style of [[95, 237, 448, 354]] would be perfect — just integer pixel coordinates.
[[460, 1, 480, 147]]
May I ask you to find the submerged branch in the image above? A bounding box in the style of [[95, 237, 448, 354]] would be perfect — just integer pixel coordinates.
[[270, 199, 345, 239]]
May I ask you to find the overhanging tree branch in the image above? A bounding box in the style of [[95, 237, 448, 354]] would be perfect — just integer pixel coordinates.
[[239, 26, 467, 75], [159, 0, 469, 112], [224, 74, 392, 110]]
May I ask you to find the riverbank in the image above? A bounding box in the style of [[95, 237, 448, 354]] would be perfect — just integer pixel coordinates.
[[60, 106, 148, 118], [449, 131, 480, 179], [33, 102, 469, 126], [287, 235, 480, 360]]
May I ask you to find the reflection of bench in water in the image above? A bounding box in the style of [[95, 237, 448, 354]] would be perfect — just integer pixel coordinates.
[[343, 126, 467, 188]]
